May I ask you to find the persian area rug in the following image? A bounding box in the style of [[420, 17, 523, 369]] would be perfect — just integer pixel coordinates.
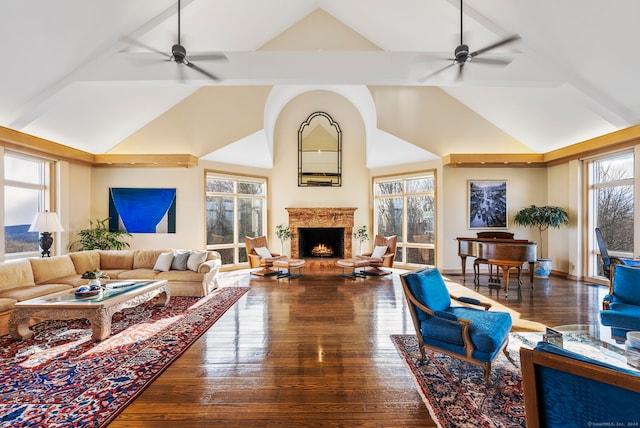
[[391, 332, 540, 428], [0, 286, 250, 427]]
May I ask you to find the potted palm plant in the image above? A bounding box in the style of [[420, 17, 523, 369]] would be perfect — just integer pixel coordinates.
[[513, 205, 569, 277]]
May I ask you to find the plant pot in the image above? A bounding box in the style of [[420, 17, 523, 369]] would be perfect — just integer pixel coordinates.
[[534, 258, 552, 278], [87, 278, 102, 287]]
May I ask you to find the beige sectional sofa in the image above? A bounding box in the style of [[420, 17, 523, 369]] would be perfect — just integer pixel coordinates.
[[0, 249, 222, 336]]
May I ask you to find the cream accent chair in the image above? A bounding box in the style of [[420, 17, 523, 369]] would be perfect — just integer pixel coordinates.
[[356, 235, 397, 276], [244, 236, 286, 276]]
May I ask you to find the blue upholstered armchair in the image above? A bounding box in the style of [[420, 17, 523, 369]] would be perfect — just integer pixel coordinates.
[[520, 342, 640, 428], [600, 264, 640, 341], [400, 267, 513, 384]]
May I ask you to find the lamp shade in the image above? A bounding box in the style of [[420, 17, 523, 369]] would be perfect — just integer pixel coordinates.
[[28, 211, 64, 233]]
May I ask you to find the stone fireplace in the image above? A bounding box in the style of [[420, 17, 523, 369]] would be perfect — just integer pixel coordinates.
[[286, 207, 356, 259], [298, 227, 345, 258]]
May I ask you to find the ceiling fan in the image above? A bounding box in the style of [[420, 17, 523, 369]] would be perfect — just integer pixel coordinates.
[[124, 0, 227, 81], [419, 0, 520, 81]]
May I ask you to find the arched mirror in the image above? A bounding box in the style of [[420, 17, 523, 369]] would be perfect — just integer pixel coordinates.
[[298, 111, 342, 187]]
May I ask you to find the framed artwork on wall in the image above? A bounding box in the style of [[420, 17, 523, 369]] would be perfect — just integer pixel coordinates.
[[468, 180, 507, 229], [109, 188, 176, 233]]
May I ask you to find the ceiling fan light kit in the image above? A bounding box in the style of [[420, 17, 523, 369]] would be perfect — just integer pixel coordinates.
[[171, 44, 187, 64]]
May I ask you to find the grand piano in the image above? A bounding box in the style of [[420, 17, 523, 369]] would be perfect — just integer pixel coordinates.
[[456, 235, 537, 298]]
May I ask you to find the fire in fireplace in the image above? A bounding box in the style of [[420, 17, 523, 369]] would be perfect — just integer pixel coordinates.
[[311, 243, 333, 257], [298, 227, 344, 258]]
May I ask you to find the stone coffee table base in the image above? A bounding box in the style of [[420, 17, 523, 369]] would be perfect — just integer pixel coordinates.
[[9, 281, 170, 342]]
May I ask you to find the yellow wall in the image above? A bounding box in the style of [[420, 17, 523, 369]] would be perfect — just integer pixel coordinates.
[[440, 167, 549, 273], [70, 86, 578, 274], [271, 90, 369, 255], [84, 90, 370, 256], [89, 167, 205, 250], [547, 163, 572, 275]]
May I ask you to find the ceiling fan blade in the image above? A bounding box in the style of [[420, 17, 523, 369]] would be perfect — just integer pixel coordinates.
[[418, 62, 456, 82], [120, 36, 171, 59], [188, 53, 228, 62], [456, 63, 464, 81], [178, 63, 185, 83], [186, 61, 219, 81], [470, 57, 512, 66], [470, 35, 520, 58]]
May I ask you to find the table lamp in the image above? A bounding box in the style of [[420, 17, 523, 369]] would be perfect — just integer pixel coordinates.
[[28, 211, 64, 257]]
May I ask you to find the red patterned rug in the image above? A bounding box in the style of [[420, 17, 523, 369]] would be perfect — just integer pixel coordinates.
[[391, 332, 540, 428], [0, 286, 250, 427]]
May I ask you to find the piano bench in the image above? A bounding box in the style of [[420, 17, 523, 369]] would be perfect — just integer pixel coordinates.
[[473, 258, 501, 285], [490, 259, 526, 298]]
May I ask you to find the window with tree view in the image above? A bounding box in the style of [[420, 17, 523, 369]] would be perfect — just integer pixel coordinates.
[[590, 152, 634, 277], [205, 172, 267, 267], [373, 173, 435, 266]]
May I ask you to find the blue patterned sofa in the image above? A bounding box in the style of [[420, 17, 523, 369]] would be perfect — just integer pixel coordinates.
[[520, 341, 640, 427]]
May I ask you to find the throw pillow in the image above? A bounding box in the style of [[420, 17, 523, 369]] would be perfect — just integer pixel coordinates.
[[187, 250, 208, 272], [371, 245, 388, 259], [153, 252, 174, 272], [171, 250, 190, 271], [254, 246, 272, 259]]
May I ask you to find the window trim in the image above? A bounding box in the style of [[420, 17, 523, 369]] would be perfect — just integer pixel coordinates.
[[585, 149, 635, 279], [204, 170, 268, 267], [372, 169, 436, 267], [2, 148, 56, 261]]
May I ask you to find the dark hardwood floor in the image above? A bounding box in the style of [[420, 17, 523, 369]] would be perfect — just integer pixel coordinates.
[[109, 266, 608, 427]]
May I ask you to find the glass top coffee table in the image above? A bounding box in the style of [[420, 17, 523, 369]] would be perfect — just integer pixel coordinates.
[[9, 279, 170, 342], [544, 324, 640, 372]]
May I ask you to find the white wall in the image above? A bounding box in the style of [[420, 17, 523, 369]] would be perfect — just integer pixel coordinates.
[[270, 90, 370, 255], [57, 161, 92, 254], [89, 167, 205, 250], [547, 162, 572, 275], [83, 90, 370, 255], [441, 167, 548, 273], [76, 90, 579, 277]]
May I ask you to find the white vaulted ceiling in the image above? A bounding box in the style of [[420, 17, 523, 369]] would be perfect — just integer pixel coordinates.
[[1, 0, 639, 168]]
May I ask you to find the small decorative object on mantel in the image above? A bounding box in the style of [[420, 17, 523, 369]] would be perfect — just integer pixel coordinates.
[[354, 225, 369, 255], [276, 224, 292, 256]]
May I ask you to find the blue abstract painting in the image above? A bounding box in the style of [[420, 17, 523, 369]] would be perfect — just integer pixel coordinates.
[[109, 188, 176, 233]]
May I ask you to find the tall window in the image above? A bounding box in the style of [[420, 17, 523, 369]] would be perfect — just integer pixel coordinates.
[[373, 172, 435, 266], [3, 150, 53, 260], [205, 172, 267, 266], [588, 151, 634, 277]]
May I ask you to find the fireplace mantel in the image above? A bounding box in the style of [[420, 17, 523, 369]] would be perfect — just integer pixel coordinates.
[[286, 207, 356, 259]]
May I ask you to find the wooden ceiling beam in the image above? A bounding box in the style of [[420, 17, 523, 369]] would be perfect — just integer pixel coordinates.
[[0, 126, 198, 168], [444, 125, 640, 168], [443, 153, 545, 168], [93, 154, 198, 168]]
